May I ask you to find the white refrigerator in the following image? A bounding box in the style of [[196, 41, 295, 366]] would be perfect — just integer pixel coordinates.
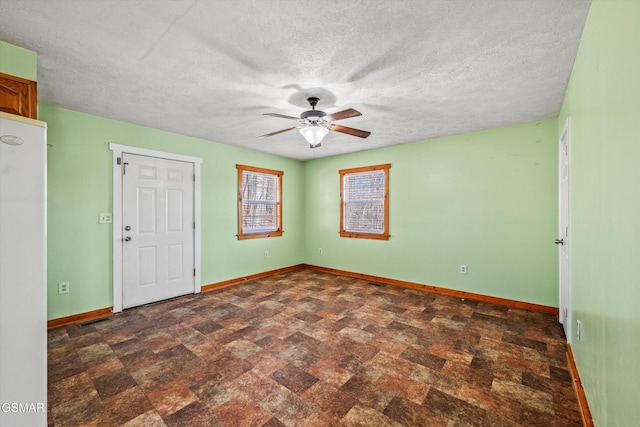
[[0, 112, 47, 426]]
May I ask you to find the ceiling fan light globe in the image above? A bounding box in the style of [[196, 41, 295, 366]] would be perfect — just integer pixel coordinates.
[[299, 125, 329, 146]]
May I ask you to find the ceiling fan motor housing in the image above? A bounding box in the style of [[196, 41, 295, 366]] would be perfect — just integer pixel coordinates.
[[300, 110, 327, 121]]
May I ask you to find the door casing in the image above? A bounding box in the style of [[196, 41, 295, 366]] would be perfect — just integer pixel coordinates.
[[110, 143, 202, 313], [558, 118, 571, 339]]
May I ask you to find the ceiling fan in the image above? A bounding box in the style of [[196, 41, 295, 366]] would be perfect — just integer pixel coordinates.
[[258, 97, 371, 148]]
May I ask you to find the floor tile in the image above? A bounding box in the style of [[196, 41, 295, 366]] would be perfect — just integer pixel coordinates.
[[211, 393, 272, 427], [101, 386, 153, 425], [146, 379, 199, 418], [271, 364, 319, 394]]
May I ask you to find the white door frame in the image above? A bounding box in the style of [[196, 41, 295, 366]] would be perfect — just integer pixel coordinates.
[[110, 143, 202, 313], [558, 118, 571, 339]]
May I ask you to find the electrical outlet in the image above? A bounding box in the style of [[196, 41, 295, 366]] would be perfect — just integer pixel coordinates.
[[576, 319, 582, 341], [460, 265, 468, 275], [58, 282, 70, 294], [264, 251, 270, 259], [318, 248, 323, 255]]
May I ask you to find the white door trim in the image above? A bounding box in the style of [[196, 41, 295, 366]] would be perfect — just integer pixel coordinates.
[[558, 118, 571, 340], [109, 143, 202, 313]]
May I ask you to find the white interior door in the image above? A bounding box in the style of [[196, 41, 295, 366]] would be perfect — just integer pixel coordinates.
[[122, 153, 195, 309], [558, 118, 571, 338]]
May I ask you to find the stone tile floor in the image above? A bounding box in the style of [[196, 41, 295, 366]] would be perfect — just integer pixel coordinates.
[[48, 269, 582, 426]]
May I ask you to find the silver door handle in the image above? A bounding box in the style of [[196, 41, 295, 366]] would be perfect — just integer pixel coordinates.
[[124, 236, 132, 242], [554, 239, 564, 245]]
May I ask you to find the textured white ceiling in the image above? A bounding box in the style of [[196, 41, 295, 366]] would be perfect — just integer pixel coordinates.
[[0, 0, 591, 160]]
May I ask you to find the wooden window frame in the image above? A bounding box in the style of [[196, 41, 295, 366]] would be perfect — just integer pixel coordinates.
[[339, 163, 390, 240], [236, 164, 283, 240]]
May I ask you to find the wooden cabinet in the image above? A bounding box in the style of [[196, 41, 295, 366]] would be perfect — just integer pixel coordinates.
[[0, 72, 37, 119]]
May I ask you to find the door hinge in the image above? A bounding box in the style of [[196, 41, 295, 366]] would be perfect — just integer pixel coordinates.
[[193, 268, 196, 277], [193, 221, 196, 229], [122, 162, 129, 175], [193, 174, 196, 182]]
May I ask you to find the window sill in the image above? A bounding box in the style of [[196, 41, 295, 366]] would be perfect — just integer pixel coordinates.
[[340, 231, 389, 240], [237, 230, 283, 240]]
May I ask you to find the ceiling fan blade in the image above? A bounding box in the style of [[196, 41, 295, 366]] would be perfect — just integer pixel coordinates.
[[325, 108, 362, 121], [257, 127, 297, 139], [263, 113, 300, 121], [330, 124, 371, 139]]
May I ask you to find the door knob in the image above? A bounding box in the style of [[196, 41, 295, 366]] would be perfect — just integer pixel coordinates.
[[124, 236, 132, 242], [124, 225, 131, 231], [554, 238, 564, 245]]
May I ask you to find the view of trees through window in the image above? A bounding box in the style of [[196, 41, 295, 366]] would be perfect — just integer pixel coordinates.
[[236, 164, 283, 239], [340, 164, 390, 240]]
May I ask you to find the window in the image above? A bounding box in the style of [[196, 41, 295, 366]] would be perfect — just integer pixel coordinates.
[[236, 164, 283, 240], [339, 163, 390, 240]]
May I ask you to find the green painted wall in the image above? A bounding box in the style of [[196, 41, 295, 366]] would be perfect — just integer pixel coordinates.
[[558, 1, 640, 425], [304, 119, 559, 306], [40, 105, 304, 320], [0, 40, 37, 81]]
